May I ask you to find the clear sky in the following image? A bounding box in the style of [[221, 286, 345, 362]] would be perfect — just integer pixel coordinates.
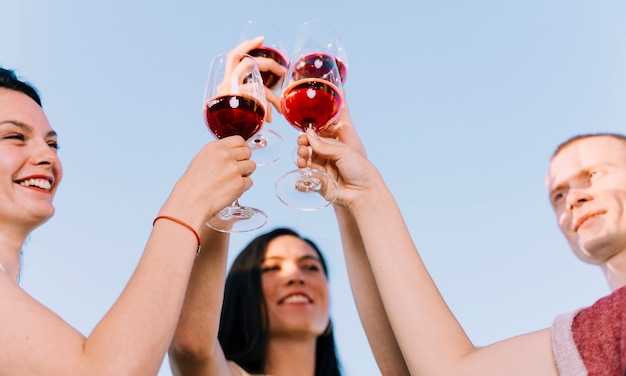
[[2, 1, 625, 375]]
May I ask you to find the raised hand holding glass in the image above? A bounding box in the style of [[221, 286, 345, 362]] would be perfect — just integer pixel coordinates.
[[203, 52, 268, 232], [238, 19, 288, 165]]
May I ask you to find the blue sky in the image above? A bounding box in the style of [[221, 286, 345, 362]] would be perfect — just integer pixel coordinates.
[[2, 1, 625, 375]]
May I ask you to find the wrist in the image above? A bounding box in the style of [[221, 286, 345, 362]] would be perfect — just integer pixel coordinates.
[[153, 215, 202, 255]]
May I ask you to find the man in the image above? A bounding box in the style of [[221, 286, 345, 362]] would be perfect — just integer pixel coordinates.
[[547, 133, 626, 291], [301, 130, 626, 375]]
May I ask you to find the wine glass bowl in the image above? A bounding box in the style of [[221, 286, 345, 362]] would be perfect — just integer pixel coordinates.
[[282, 51, 343, 133], [248, 47, 289, 91], [203, 52, 268, 232], [204, 94, 265, 140], [294, 20, 349, 85]]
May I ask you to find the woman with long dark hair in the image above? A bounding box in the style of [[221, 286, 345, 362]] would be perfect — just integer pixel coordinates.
[[169, 36, 408, 376], [170, 227, 341, 376]]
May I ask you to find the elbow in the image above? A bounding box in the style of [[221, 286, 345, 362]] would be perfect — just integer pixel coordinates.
[[169, 330, 223, 376], [169, 329, 212, 362]]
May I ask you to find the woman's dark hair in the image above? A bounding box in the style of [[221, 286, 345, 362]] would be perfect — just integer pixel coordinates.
[[0, 67, 42, 106], [218, 227, 342, 375]]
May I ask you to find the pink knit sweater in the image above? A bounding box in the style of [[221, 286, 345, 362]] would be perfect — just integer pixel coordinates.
[[551, 286, 626, 375]]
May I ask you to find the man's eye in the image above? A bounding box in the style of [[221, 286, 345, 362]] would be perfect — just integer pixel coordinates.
[[553, 192, 564, 204], [48, 141, 60, 150]]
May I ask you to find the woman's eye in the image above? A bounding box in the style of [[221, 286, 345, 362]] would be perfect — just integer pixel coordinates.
[[4, 133, 25, 141], [589, 170, 598, 179], [303, 264, 320, 272], [48, 141, 60, 150], [261, 265, 279, 273]]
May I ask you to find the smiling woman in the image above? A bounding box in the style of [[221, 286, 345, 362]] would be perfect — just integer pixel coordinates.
[[169, 227, 342, 376], [0, 66, 258, 375], [0, 70, 62, 276]]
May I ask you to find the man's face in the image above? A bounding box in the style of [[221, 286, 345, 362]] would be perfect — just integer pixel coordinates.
[[546, 136, 626, 265]]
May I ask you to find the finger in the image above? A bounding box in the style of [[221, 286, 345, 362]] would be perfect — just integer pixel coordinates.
[[219, 134, 248, 147], [230, 60, 256, 85], [265, 89, 282, 114], [297, 132, 309, 147], [255, 57, 288, 80], [239, 159, 257, 179], [231, 36, 264, 55], [265, 99, 273, 123], [304, 128, 345, 159], [218, 136, 253, 161]]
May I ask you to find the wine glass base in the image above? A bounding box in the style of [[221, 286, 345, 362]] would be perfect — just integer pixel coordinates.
[[275, 168, 337, 211], [249, 128, 285, 166], [206, 205, 268, 233]]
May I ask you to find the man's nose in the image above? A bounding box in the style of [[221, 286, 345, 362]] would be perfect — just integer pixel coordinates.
[[566, 189, 592, 211]]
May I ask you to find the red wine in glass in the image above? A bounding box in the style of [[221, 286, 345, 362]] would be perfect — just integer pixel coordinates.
[[281, 79, 342, 133], [282, 53, 343, 132], [335, 56, 348, 84], [248, 47, 289, 91], [204, 94, 265, 140]]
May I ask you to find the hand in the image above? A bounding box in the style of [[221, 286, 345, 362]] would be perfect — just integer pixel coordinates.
[[296, 129, 382, 210], [317, 92, 367, 157], [162, 136, 255, 226], [216, 52, 259, 95], [230, 37, 286, 123]]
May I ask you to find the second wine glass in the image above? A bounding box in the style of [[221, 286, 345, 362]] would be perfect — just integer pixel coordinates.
[[275, 46, 344, 211], [203, 52, 268, 232], [295, 20, 349, 85], [239, 19, 288, 166]]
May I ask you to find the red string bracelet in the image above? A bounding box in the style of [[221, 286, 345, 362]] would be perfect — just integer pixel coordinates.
[[153, 215, 201, 255]]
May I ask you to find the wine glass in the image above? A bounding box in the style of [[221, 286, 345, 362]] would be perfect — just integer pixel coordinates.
[[274, 45, 344, 210], [295, 20, 349, 85], [241, 19, 289, 91], [238, 19, 289, 166], [203, 52, 268, 232]]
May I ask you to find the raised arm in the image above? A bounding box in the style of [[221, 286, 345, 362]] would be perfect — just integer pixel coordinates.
[[0, 136, 253, 375], [169, 226, 236, 376], [300, 131, 559, 375], [318, 104, 410, 375]]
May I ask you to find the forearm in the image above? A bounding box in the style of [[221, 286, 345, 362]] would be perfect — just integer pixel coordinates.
[[84, 218, 200, 375], [169, 227, 230, 370], [351, 187, 559, 375], [334, 205, 410, 375], [349, 182, 475, 375]]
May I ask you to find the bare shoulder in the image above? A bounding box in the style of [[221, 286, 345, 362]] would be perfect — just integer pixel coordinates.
[[0, 273, 86, 371]]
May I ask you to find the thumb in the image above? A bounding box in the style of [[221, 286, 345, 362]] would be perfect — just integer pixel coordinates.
[[305, 128, 345, 159]]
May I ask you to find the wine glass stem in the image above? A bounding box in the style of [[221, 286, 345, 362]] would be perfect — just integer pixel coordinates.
[[302, 124, 315, 173], [250, 133, 268, 149]]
